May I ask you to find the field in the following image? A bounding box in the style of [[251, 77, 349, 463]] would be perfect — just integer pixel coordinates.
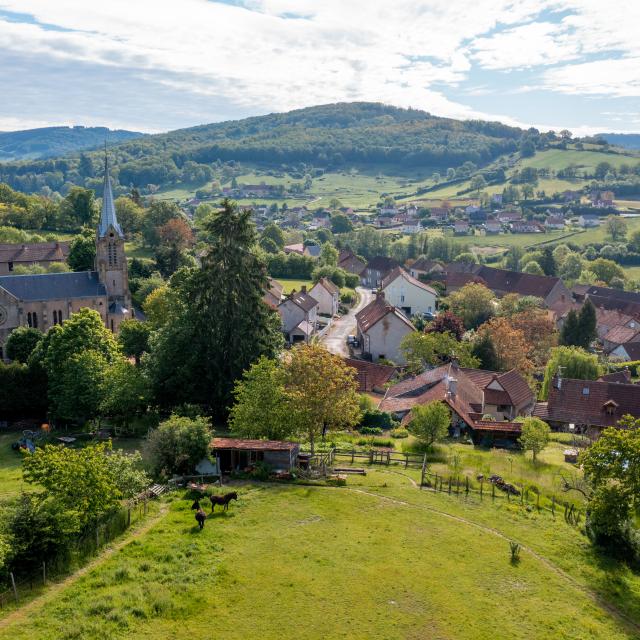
[[0, 434, 26, 501], [1, 468, 638, 640]]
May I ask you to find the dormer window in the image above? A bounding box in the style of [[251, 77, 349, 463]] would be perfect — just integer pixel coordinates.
[[582, 387, 590, 395]]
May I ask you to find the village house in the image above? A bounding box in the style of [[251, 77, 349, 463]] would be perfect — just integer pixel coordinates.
[[484, 218, 502, 234], [429, 207, 449, 223], [263, 278, 284, 309], [602, 320, 640, 355], [381, 267, 438, 318], [338, 249, 366, 276], [545, 216, 566, 230], [510, 220, 545, 233], [277, 287, 319, 344], [0, 153, 132, 358], [535, 374, 640, 437], [361, 256, 401, 289], [312, 210, 332, 228], [591, 190, 615, 208], [344, 357, 398, 395], [379, 362, 535, 446], [0, 241, 70, 275], [309, 277, 340, 317], [454, 220, 470, 235], [578, 214, 600, 228], [409, 257, 444, 280], [355, 293, 416, 364], [496, 210, 522, 224], [444, 263, 571, 308]]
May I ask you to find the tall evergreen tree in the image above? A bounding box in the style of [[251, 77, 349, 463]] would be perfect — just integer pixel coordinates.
[[471, 332, 500, 371], [560, 309, 580, 346], [540, 246, 557, 276], [576, 299, 597, 349], [147, 200, 283, 416]]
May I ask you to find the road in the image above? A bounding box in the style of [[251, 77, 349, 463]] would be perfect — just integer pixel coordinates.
[[321, 286, 374, 357]]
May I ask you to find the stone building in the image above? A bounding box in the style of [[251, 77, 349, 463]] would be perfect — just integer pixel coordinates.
[[0, 153, 132, 358]]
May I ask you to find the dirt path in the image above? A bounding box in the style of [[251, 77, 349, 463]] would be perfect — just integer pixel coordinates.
[[345, 483, 640, 636], [0, 504, 169, 632]]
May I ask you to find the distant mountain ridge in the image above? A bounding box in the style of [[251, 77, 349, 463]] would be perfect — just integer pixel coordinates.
[[599, 133, 640, 150], [0, 125, 144, 161]]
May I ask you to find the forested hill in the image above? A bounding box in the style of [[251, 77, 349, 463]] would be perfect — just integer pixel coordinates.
[[0, 126, 143, 162], [599, 133, 640, 150], [0, 103, 525, 194]]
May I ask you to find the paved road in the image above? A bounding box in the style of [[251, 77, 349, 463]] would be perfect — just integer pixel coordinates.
[[321, 286, 374, 356]]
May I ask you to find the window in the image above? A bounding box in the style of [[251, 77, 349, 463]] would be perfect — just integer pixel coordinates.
[[32, 312, 38, 329], [400, 294, 405, 303], [27, 312, 32, 327], [53, 310, 57, 324], [58, 309, 63, 324], [108, 241, 118, 266], [582, 387, 590, 395], [8, 261, 13, 272]]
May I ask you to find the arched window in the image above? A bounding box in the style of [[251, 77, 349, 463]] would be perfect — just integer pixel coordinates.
[[27, 312, 32, 327], [53, 310, 57, 325], [32, 312, 38, 329], [58, 309, 63, 324]]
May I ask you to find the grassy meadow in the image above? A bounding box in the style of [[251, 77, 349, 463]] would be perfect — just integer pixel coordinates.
[[1, 469, 638, 640], [0, 434, 26, 501]]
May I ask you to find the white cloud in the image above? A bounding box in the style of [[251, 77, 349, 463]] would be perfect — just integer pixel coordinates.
[[0, 0, 638, 131]]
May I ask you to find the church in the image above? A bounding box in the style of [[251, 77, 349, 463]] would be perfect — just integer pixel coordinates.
[[0, 154, 132, 359]]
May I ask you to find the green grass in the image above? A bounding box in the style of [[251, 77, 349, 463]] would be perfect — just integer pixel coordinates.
[[520, 149, 639, 172], [0, 434, 26, 500], [2, 471, 638, 640], [276, 278, 313, 294]]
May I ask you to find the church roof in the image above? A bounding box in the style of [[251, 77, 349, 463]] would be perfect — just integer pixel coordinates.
[[0, 271, 106, 301], [98, 151, 124, 239]]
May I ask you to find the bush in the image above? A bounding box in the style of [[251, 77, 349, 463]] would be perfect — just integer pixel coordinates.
[[359, 426, 383, 436], [360, 409, 397, 430], [390, 428, 409, 439]]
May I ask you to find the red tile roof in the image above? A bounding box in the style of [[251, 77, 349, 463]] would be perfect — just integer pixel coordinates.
[[0, 241, 70, 264], [545, 378, 640, 428], [344, 358, 398, 393], [381, 266, 438, 295], [603, 324, 640, 346], [355, 295, 415, 334], [599, 370, 632, 384]]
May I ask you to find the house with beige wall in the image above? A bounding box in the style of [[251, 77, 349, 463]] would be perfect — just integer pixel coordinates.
[[381, 267, 438, 318]]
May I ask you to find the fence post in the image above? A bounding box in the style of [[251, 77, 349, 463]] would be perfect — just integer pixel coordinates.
[[351, 449, 355, 464], [10, 573, 18, 603], [521, 486, 524, 505], [492, 483, 495, 500], [420, 453, 427, 489], [448, 477, 452, 494], [405, 453, 408, 469], [552, 495, 556, 517], [43, 561, 46, 586]]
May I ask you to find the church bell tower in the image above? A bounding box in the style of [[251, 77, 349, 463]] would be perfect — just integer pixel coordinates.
[[96, 149, 131, 332]]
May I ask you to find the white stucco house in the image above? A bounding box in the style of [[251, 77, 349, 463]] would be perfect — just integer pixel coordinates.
[[355, 293, 416, 364], [310, 277, 340, 317], [277, 287, 319, 344], [381, 267, 438, 318]]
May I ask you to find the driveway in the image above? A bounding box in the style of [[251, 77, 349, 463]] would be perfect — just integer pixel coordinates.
[[321, 286, 374, 357]]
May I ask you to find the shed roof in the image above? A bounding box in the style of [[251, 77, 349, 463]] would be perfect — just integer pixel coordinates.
[[211, 437, 298, 451]]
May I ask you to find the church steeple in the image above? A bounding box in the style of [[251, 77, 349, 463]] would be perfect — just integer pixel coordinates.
[[98, 147, 123, 239]]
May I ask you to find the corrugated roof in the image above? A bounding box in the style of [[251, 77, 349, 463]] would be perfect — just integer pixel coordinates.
[[211, 437, 298, 451], [0, 271, 106, 301]]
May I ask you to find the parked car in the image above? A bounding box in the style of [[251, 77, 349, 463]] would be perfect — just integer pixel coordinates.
[[347, 335, 359, 347], [423, 311, 435, 321]]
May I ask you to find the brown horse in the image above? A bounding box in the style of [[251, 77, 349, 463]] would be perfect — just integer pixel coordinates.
[[209, 491, 238, 512], [191, 499, 201, 510], [195, 508, 207, 530]]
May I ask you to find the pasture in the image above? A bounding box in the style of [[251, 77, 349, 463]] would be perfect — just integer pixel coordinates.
[[1, 469, 639, 640]]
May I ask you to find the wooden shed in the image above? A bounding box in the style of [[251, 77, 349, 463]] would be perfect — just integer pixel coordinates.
[[211, 437, 300, 474]]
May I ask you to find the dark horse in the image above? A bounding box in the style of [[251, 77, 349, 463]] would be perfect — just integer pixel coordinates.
[[209, 492, 238, 512], [195, 508, 207, 530], [191, 499, 201, 510]]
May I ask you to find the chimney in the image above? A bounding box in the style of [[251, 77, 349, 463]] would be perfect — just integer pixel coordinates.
[[555, 366, 563, 390], [375, 290, 385, 300], [446, 375, 457, 397]]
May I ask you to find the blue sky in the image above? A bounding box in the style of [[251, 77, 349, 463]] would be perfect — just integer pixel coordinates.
[[0, 1, 638, 134]]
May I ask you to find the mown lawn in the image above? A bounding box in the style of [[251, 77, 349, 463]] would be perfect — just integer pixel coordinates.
[[0, 434, 26, 500], [2, 471, 638, 640]]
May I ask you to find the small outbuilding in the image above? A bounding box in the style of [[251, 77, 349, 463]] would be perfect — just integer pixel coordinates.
[[211, 437, 300, 474]]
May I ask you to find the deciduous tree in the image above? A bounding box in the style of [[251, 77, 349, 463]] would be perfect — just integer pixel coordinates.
[[4, 326, 41, 363], [446, 282, 495, 329], [518, 417, 550, 462], [401, 331, 479, 373], [540, 346, 601, 399], [409, 401, 450, 448]]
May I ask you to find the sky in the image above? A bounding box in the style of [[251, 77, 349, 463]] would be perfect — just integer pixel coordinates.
[[0, 0, 639, 135]]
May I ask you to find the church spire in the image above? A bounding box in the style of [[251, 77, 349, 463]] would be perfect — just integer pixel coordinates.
[[98, 145, 123, 238]]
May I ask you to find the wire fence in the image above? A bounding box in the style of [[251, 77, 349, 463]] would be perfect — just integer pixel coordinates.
[[0, 497, 153, 611]]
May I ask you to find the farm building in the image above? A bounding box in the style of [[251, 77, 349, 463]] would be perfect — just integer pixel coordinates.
[[211, 437, 300, 473]]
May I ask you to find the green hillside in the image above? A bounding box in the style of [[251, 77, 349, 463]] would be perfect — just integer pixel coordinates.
[[0, 126, 143, 162]]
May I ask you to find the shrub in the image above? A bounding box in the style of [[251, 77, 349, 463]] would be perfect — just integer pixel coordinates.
[[359, 426, 383, 436], [390, 428, 409, 439], [360, 409, 397, 430]]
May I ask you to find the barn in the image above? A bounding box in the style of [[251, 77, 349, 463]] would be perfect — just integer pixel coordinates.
[[211, 438, 300, 474]]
